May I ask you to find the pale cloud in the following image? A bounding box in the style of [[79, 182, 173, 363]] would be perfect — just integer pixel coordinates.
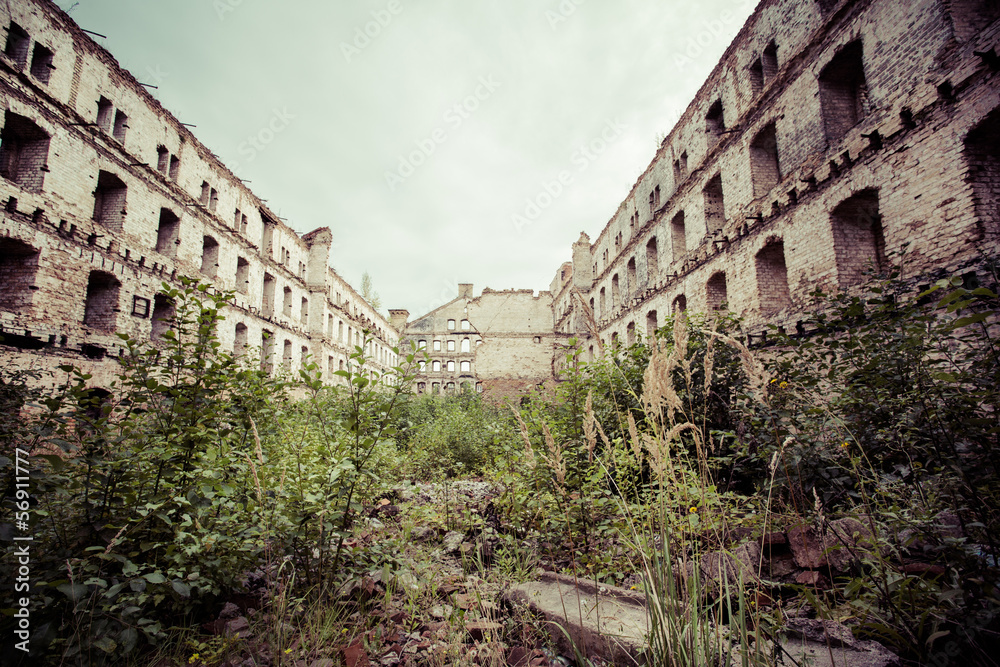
[[56, 0, 755, 316]]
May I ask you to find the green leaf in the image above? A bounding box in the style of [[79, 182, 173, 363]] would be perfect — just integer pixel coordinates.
[[171, 580, 191, 598], [57, 583, 89, 601], [143, 572, 167, 584], [93, 637, 117, 653]]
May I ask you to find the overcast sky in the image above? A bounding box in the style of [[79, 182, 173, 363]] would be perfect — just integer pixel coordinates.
[[54, 0, 757, 317]]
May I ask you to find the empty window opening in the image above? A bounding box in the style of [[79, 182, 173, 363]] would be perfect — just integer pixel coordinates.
[[626, 321, 636, 346], [418, 339, 426, 349], [627, 257, 637, 295], [749, 59, 765, 96], [150, 294, 174, 341], [261, 330, 274, 373], [611, 332, 620, 348], [599, 287, 607, 318], [326, 315, 334, 339], [96, 97, 113, 132], [707, 271, 728, 310], [0, 238, 39, 312], [112, 109, 128, 143], [830, 189, 885, 288], [209, 188, 219, 212], [755, 240, 792, 313], [282, 286, 293, 318], [433, 360, 441, 372], [762, 42, 778, 80], [750, 123, 781, 197], [92, 170, 127, 231], [461, 319, 470, 330], [0, 111, 51, 192], [447, 340, 456, 352], [646, 237, 658, 281], [234, 323, 248, 356], [706, 99, 725, 148], [201, 235, 219, 278], [29, 43, 53, 84], [261, 218, 275, 257], [673, 294, 687, 314], [301, 346, 309, 368], [157, 146, 169, 174], [950, 0, 1000, 41], [155, 208, 180, 257], [132, 296, 150, 318], [447, 360, 456, 372], [671, 211, 686, 262], [703, 174, 726, 234], [236, 257, 249, 293], [262, 273, 275, 318], [673, 151, 688, 187], [282, 339, 292, 371], [4, 22, 30, 68], [649, 185, 661, 214], [447, 319, 456, 330], [200, 181, 211, 206], [749, 42, 778, 96], [433, 340, 441, 351], [301, 297, 309, 323], [646, 310, 658, 337], [168, 154, 180, 180], [460, 360, 471, 372], [964, 107, 1000, 240], [818, 40, 868, 143], [338, 321, 344, 342], [461, 338, 470, 353], [84, 271, 120, 331], [611, 273, 621, 310]]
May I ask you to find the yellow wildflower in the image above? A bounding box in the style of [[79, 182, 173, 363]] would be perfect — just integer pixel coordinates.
[[689, 506, 697, 513], [779, 381, 788, 389]]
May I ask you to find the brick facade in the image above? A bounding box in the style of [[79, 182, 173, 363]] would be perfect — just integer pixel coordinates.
[[554, 0, 1000, 352]]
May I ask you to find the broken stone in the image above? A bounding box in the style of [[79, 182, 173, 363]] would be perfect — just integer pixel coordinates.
[[466, 621, 503, 642], [224, 616, 249, 636], [410, 526, 436, 542], [442, 530, 465, 554]]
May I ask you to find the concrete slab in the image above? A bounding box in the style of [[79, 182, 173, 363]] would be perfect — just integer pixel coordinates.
[[507, 572, 649, 664], [507, 573, 900, 666]]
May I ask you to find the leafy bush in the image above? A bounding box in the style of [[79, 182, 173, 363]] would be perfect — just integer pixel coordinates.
[[0, 279, 421, 665]]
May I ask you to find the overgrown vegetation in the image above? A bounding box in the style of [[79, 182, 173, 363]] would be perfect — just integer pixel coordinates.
[[1, 259, 998, 666]]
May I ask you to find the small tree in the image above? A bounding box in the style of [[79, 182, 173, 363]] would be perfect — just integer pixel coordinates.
[[360, 271, 382, 310]]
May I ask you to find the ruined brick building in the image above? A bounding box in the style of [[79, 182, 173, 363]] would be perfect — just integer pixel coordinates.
[[0, 0, 399, 391], [398, 0, 1000, 394], [548, 0, 1000, 360], [3, 0, 1000, 399]]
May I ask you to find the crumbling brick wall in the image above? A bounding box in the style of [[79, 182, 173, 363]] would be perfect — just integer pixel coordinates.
[[560, 0, 1000, 350], [0, 0, 397, 392]]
